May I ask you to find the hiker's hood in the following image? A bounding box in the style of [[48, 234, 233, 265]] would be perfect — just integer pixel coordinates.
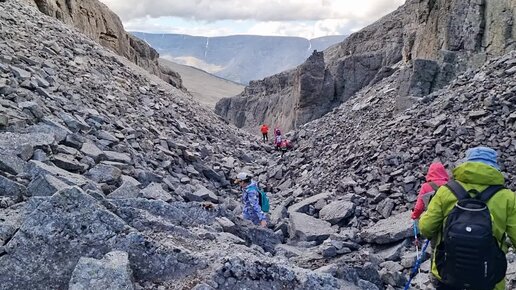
[[426, 162, 449, 182], [465, 146, 500, 170], [453, 161, 505, 185]]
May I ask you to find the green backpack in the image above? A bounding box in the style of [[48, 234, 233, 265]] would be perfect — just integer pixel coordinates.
[[250, 185, 270, 213]]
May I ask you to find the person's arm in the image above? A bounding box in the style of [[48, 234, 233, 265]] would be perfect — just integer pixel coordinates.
[[412, 183, 430, 220], [412, 197, 425, 220], [506, 190, 516, 246], [419, 188, 445, 238]]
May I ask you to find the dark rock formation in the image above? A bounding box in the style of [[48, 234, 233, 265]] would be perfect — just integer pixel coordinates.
[[216, 0, 516, 132]]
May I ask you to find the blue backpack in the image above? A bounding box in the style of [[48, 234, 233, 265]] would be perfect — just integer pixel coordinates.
[[250, 185, 270, 213]]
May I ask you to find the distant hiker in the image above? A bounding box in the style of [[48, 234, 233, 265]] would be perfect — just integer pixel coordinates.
[[235, 172, 268, 228], [411, 162, 449, 220], [279, 139, 293, 157], [260, 124, 269, 142], [419, 147, 516, 290], [274, 128, 282, 149]]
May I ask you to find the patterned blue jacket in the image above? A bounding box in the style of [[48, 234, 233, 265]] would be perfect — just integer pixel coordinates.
[[241, 181, 266, 224]]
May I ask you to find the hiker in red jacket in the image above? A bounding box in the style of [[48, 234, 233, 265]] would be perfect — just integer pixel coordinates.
[[260, 124, 269, 143], [411, 162, 450, 220]]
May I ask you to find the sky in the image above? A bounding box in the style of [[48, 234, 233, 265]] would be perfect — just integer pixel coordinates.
[[100, 0, 405, 39]]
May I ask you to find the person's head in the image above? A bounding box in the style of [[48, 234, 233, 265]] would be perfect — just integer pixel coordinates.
[[464, 146, 500, 170], [234, 172, 252, 187], [426, 162, 449, 182]]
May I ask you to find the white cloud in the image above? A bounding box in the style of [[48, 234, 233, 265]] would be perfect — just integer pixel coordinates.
[[101, 0, 405, 22], [123, 17, 236, 37], [247, 19, 355, 39], [100, 0, 405, 38]]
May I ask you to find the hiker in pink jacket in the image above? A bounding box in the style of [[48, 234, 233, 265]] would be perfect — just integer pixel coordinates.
[[411, 162, 450, 220]]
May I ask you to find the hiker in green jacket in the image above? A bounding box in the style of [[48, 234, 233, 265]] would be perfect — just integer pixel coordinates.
[[419, 147, 516, 290]]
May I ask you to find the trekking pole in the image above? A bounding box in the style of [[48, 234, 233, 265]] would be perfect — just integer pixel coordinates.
[[403, 239, 430, 290], [412, 220, 422, 288], [413, 220, 419, 261]]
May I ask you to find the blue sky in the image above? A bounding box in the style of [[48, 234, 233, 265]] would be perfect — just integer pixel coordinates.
[[100, 0, 405, 38]]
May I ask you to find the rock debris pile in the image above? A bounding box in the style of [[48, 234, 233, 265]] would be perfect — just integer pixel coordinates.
[[0, 0, 515, 290]]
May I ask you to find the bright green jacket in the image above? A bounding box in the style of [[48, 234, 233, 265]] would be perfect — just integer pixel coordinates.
[[419, 162, 516, 290]]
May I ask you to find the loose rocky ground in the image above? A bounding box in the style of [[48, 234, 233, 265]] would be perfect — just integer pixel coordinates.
[[267, 49, 516, 289], [0, 1, 349, 289], [1, 1, 515, 290]]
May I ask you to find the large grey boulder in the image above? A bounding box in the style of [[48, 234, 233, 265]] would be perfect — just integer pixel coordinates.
[[81, 142, 105, 162], [86, 164, 122, 184], [0, 175, 27, 199], [226, 221, 282, 253], [27, 174, 69, 196], [361, 211, 413, 244], [107, 176, 141, 199], [69, 251, 134, 290], [28, 160, 89, 186], [0, 187, 199, 289], [0, 153, 26, 175], [288, 192, 332, 214], [319, 200, 356, 224], [289, 212, 336, 243], [186, 185, 218, 203], [110, 199, 220, 228], [0, 132, 56, 171], [104, 151, 132, 163], [140, 182, 172, 202]]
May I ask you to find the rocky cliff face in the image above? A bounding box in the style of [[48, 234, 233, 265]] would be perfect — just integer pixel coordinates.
[[216, 0, 516, 132], [215, 51, 337, 130], [26, 0, 183, 88]]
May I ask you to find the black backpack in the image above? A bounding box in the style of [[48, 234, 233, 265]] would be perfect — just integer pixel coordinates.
[[435, 180, 507, 290]]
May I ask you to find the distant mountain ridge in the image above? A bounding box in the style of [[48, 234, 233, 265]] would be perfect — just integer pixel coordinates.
[[132, 32, 347, 84]]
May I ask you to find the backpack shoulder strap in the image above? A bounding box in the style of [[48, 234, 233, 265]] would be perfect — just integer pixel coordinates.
[[445, 180, 470, 201], [477, 185, 505, 203], [428, 182, 439, 191]]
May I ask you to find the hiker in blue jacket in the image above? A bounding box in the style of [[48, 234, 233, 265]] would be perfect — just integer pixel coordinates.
[[235, 172, 267, 227]]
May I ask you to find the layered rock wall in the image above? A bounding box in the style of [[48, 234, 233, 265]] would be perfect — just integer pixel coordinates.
[[27, 0, 183, 88]]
